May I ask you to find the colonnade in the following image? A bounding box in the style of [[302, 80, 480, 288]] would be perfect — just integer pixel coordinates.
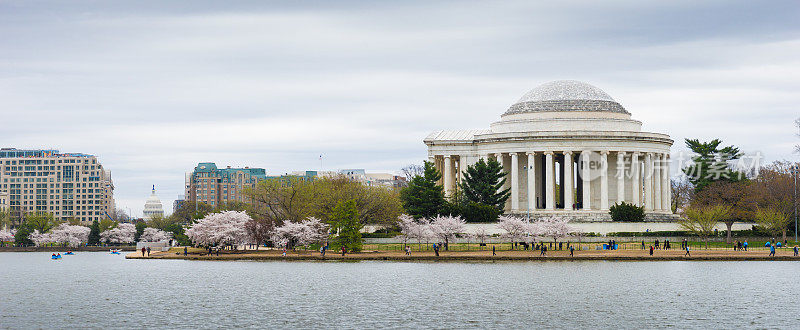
[[433, 151, 671, 214]]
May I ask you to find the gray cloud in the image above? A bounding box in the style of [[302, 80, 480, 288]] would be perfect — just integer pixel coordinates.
[[1, 0, 798, 216]]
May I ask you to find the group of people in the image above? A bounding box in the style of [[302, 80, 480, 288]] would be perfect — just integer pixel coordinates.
[[140, 247, 151, 257], [643, 239, 690, 256], [733, 240, 749, 251]]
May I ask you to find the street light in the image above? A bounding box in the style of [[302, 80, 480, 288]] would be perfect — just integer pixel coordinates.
[[793, 165, 798, 242]]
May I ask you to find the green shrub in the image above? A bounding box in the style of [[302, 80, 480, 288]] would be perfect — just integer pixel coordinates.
[[361, 232, 400, 238], [609, 202, 645, 222], [459, 202, 501, 222]]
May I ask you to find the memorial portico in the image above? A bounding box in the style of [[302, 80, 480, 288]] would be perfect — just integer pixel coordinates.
[[424, 80, 675, 221]]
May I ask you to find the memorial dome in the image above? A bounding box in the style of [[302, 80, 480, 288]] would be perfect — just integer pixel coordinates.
[[504, 80, 629, 115]]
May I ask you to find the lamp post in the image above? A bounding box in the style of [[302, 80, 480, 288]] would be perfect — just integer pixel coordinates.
[[526, 165, 533, 220], [793, 165, 798, 242]]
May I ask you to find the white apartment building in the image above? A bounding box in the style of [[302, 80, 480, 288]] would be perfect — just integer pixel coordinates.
[[0, 148, 115, 224]]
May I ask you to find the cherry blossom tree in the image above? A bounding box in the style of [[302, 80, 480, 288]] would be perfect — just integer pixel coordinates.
[[429, 215, 466, 251], [28, 224, 90, 247], [271, 217, 329, 249], [29, 230, 50, 247], [397, 214, 415, 246], [244, 217, 274, 249], [100, 223, 136, 244], [473, 226, 489, 250], [185, 211, 251, 248], [397, 214, 434, 251], [536, 215, 578, 244], [139, 227, 173, 242], [0, 229, 15, 243], [497, 215, 530, 249]]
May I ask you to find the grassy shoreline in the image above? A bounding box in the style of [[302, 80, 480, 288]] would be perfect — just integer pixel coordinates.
[[127, 248, 800, 262], [0, 246, 136, 252]]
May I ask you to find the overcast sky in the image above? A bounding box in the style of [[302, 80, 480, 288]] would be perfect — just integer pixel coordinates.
[[1, 0, 798, 217]]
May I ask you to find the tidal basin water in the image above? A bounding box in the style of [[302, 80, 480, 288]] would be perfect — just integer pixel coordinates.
[[1, 253, 799, 329]]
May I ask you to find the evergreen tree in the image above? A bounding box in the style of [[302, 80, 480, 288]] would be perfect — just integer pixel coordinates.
[[134, 222, 147, 242], [683, 138, 747, 192], [14, 224, 33, 246], [331, 200, 362, 252], [88, 220, 101, 245], [460, 158, 510, 212], [400, 161, 446, 218]]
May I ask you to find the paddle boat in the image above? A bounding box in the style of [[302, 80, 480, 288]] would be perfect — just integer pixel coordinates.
[[110, 249, 121, 254], [51, 253, 62, 260], [64, 251, 75, 255]]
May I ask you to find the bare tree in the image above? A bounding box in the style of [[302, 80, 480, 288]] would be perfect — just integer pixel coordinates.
[[111, 208, 131, 222], [693, 181, 757, 243], [671, 176, 694, 213], [795, 118, 800, 154], [401, 164, 425, 181]]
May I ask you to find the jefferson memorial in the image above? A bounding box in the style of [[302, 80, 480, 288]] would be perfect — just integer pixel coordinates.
[[425, 80, 675, 221]]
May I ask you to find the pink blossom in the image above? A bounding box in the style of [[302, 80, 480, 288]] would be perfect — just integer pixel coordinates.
[[139, 227, 172, 242], [29, 224, 90, 247], [185, 211, 252, 247], [272, 217, 329, 247], [100, 223, 136, 244], [0, 229, 14, 242]]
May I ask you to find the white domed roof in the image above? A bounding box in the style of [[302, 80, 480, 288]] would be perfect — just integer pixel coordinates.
[[517, 80, 615, 103], [143, 185, 164, 220], [504, 80, 628, 116]]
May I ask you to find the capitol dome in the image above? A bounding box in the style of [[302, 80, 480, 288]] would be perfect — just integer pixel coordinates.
[[143, 185, 164, 220], [504, 80, 629, 116]]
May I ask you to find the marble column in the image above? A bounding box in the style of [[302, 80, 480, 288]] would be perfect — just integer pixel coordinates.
[[510, 152, 519, 211], [653, 154, 662, 211], [663, 154, 671, 213], [616, 152, 626, 204], [581, 151, 591, 210], [644, 153, 653, 211], [600, 151, 609, 210], [631, 152, 640, 206], [527, 152, 536, 212], [563, 151, 573, 210], [545, 151, 555, 210], [444, 155, 453, 197]]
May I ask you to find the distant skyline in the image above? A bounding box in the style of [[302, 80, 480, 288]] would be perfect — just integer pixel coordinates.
[[2, 1, 799, 217]]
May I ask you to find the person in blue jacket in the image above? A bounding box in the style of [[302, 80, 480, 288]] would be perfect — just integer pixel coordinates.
[[769, 244, 776, 257]]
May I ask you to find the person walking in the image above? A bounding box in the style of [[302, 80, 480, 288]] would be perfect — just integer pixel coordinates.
[[433, 243, 440, 257], [540, 245, 547, 257], [769, 244, 776, 257], [141, 247, 146, 257], [684, 245, 691, 257], [744, 240, 748, 251], [569, 246, 574, 257], [492, 245, 496, 256], [341, 246, 346, 256], [655, 239, 660, 250], [641, 241, 645, 250], [146, 247, 151, 256], [183, 246, 187, 256], [649, 245, 654, 256], [793, 245, 798, 257]]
